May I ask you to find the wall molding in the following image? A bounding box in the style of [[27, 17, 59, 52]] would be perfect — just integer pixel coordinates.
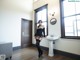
[[13, 46, 21, 51], [54, 49, 80, 60], [32, 44, 80, 59]]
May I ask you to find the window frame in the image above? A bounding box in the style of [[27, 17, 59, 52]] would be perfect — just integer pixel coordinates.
[[34, 4, 48, 36], [60, 0, 80, 39]]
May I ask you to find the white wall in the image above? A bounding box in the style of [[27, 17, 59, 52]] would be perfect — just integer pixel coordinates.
[[32, 0, 80, 55], [0, 0, 33, 47]]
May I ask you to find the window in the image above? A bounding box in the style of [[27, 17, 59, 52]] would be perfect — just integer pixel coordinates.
[[35, 4, 48, 36], [60, 0, 80, 39]]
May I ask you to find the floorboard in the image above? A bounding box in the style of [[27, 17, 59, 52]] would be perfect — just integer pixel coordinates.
[[11, 47, 76, 60]]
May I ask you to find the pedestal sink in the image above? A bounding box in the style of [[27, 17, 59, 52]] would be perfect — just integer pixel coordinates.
[[46, 35, 59, 57]]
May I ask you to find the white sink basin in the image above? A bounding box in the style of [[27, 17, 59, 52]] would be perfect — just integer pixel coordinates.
[[46, 35, 59, 41]]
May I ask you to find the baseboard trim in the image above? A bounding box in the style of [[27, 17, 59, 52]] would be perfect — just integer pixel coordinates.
[[54, 49, 80, 59], [13, 46, 21, 51], [32, 44, 80, 59]]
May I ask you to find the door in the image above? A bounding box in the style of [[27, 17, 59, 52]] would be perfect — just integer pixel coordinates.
[[21, 18, 32, 48]]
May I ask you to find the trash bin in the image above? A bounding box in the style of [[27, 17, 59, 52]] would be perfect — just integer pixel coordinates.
[[0, 54, 6, 60]]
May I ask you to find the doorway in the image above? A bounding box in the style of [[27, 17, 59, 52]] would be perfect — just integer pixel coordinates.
[[21, 18, 32, 48]]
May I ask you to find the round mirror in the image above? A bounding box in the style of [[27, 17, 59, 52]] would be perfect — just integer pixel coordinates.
[[50, 18, 57, 25]]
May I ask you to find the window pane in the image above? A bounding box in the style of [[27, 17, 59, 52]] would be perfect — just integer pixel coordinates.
[[76, 2, 80, 14], [74, 20, 77, 36], [64, 16, 75, 27], [65, 27, 73, 32], [41, 9, 47, 22], [76, 15, 80, 20], [64, 16, 76, 36], [76, 15, 80, 30], [37, 9, 47, 23], [65, 32, 74, 36], [78, 31, 80, 36], [42, 22, 47, 35], [63, 0, 75, 16], [37, 11, 42, 23], [77, 20, 80, 30]]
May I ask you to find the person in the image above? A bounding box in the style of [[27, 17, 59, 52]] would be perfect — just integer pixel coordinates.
[[35, 20, 45, 58]]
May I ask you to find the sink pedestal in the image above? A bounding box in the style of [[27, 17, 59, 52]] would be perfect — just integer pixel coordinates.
[[49, 41, 54, 57], [46, 35, 60, 57]]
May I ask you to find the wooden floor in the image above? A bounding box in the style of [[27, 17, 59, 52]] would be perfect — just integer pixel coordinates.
[[12, 47, 76, 60]]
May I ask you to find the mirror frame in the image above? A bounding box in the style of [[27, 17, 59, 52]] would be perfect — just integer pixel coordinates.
[[50, 18, 57, 25]]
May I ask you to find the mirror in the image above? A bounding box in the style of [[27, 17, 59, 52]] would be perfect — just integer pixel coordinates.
[[50, 18, 57, 25]]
